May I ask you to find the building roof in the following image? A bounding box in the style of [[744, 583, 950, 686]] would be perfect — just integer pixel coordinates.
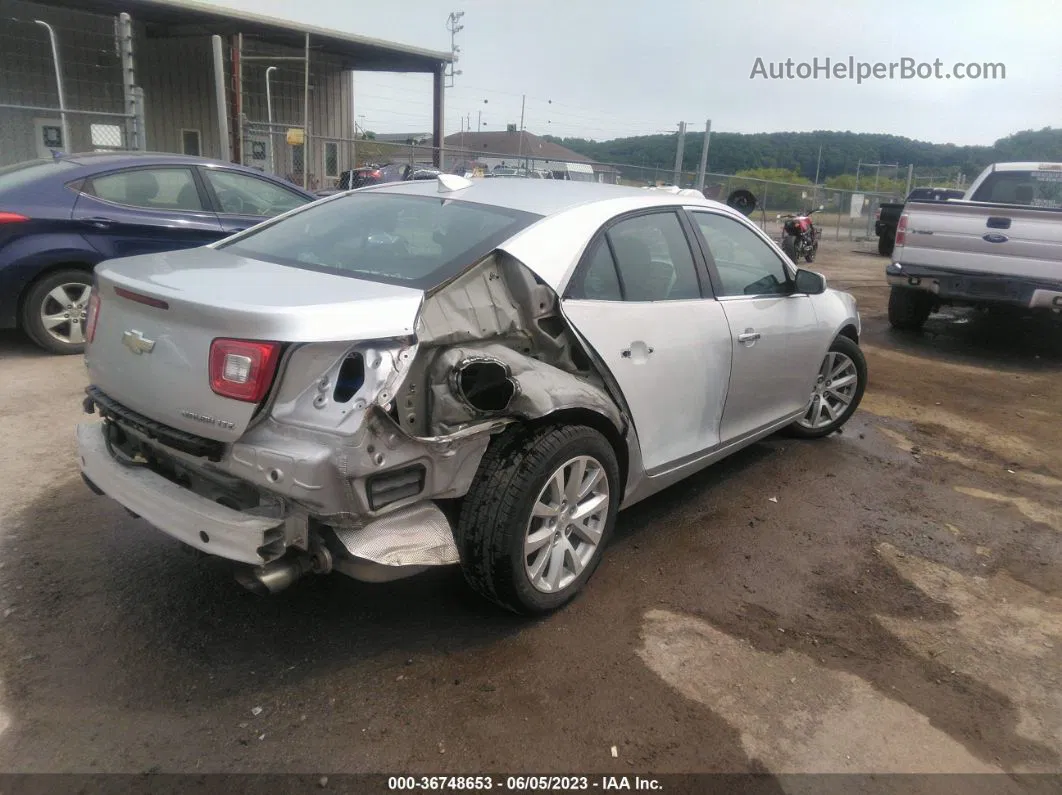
[[374, 133, 433, 143], [31, 0, 452, 72], [443, 131, 595, 164]]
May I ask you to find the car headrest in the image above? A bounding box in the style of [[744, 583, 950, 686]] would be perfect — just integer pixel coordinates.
[[125, 171, 159, 204]]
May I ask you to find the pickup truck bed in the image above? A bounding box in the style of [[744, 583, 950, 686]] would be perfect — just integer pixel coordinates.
[[875, 188, 965, 257], [887, 197, 1062, 329]]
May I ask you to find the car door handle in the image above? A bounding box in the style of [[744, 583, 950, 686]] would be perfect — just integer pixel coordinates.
[[986, 216, 1011, 229], [83, 216, 116, 229], [738, 330, 761, 344]]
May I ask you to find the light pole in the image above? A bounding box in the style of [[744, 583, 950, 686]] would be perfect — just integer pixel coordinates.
[[33, 20, 70, 154], [265, 66, 277, 174], [445, 12, 464, 88]]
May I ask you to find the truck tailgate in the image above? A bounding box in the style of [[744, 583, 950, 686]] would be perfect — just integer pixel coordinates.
[[895, 200, 1062, 282]]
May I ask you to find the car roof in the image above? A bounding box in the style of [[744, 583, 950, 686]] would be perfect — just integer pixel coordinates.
[[988, 162, 1062, 173], [365, 177, 718, 216], [59, 151, 232, 168], [26, 151, 314, 195]]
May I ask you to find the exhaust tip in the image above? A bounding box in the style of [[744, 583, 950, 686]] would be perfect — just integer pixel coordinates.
[[234, 566, 272, 596], [234, 557, 313, 596]]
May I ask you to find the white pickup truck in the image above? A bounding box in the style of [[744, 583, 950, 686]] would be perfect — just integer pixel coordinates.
[[886, 162, 1062, 330]]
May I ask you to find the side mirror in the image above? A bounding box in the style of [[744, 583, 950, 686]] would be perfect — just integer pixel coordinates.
[[776, 213, 782, 220], [794, 268, 827, 295], [818, 204, 825, 211]]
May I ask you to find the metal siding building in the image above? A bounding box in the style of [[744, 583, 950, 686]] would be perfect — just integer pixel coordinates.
[[0, 0, 451, 187]]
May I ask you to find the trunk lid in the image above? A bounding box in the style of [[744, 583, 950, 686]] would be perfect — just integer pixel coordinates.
[[86, 246, 424, 442]]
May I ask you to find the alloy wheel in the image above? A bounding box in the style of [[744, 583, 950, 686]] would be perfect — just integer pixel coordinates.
[[797, 350, 859, 430], [39, 282, 91, 347], [523, 455, 610, 594]]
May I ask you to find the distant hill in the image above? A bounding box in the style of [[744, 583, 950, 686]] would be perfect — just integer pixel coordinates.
[[541, 127, 1062, 182]]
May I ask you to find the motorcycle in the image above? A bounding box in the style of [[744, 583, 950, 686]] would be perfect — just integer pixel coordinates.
[[777, 205, 824, 264]]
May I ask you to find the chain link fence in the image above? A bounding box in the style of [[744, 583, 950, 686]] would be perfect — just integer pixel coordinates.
[[239, 136, 901, 248], [235, 33, 356, 191], [0, 0, 141, 164]]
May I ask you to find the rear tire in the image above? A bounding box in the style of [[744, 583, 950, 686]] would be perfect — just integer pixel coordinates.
[[21, 269, 93, 355], [455, 424, 620, 615], [888, 286, 934, 331], [781, 235, 798, 263]]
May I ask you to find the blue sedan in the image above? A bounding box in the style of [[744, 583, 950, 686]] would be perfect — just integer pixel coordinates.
[[0, 152, 316, 354]]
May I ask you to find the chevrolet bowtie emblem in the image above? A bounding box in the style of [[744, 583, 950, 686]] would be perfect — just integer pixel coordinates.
[[122, 329, 156, 355]]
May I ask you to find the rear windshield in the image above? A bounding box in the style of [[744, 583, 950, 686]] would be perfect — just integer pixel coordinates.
[[0, 159, 78, 193], [969, 169, 1062, 209], [218, 191, 541, 289]]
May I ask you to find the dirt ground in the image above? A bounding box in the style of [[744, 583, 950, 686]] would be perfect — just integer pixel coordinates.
[[0, 240, 1060, 780]]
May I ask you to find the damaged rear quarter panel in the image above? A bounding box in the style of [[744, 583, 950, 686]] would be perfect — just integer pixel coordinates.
[[401, 252, 627, 438], [219, 251, 632, 521]]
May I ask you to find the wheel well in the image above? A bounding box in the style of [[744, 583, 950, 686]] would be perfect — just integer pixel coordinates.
[[16, 262, 95, 324], [526, 408, 630, 501], [838, 323, 859, 344]]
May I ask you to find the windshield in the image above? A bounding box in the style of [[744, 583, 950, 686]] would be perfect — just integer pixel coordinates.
[[0, 159, 78, 193], [218, 191, 541, 289], [970, 169, 1062, 209]]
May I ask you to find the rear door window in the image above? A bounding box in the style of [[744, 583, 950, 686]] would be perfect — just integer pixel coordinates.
[[596, 212, 703, 301], [87, 167, 206, 211]]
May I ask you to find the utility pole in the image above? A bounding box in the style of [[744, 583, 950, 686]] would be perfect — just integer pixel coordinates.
[[905, 163, 913, 197], [812, 144, 823, 205], [695, 119, 711, 192], [673, 121, 687, 186], [517, 93, 526, 169]]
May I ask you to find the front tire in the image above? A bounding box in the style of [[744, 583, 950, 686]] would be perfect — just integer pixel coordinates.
[[456, 424, 620, 615], [888, 286, 934, 331], [786, 335, 867, 439], [21, 269, 93, 355]]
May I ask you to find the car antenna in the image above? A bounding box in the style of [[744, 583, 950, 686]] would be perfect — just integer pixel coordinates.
[[438, 174, 473, 192]]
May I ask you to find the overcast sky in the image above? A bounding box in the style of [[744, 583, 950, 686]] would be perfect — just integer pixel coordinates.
[[198, 0, 1061, 146]]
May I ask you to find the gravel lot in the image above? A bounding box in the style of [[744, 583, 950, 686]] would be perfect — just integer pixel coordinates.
[[0, 240, 1060, 778]]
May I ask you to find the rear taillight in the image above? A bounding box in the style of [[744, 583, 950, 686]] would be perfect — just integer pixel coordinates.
[[370, 169, 381, 178], [895, 213, 909, 246], [85, 288, 101, 345], [209, 338, 281, 403], [874, 209, 881, 221], [0, 212, 28, 224]]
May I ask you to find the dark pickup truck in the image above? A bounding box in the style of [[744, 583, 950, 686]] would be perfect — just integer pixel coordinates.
[[875, 187, 965, 256]]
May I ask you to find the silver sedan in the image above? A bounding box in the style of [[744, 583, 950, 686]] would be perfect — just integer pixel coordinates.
[[77, 176, 865, 614]]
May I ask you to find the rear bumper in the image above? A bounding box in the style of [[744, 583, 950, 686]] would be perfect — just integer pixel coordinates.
[[886, 262, 1062, 310], [77, 422, 285, 565]]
